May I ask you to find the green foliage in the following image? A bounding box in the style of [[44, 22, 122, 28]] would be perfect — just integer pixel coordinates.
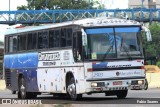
[[17, 0, 96, 10], [143, 22, 160, 60], [156, 61, 160, 67], [17, 5, 28, 10]]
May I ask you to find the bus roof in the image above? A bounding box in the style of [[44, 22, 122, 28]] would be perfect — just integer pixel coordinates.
[[5, 17, 141, 35]]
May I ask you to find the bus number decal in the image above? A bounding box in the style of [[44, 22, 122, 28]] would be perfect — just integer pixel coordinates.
[[93, 72, 103, 78]]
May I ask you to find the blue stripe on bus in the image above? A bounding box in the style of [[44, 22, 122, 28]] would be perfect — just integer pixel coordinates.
[[4, 52, 38, 69], [92, 62, 108, 69], [85, 27, 140, 34], [115, 27, 140, 32], [85, 28, 113, 34], [4, 53, 39, 92]]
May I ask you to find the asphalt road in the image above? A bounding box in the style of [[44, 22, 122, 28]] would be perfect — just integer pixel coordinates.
[[0, 89, 160, 105]]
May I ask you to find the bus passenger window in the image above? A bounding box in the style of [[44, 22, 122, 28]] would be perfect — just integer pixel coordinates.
[[28, 33, 32, 50], [66, 28, 72, 46], [77, 31, 82, 60], [5, 37, 9, 53], [61, 28, 67, 47], [32, 33, 37, 49], [38, 31, 49, 49], [55, 30, 60, 47], [18, 35, 27, 51], [9, 36, 17, 52], [49, 30, 55, 48], [27, 33, 37, 50]]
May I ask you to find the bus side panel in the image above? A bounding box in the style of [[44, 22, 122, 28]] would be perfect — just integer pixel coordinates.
[[4, 53, 39, 92], [60, 50, 86, 94], [37, 51, 62, 93], [36, 68, 62, 93]]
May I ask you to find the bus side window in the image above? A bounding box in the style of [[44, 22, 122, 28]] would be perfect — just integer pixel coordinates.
[[49, 29, 55, 48], [66, 28, 72, 47], [27, 32, 37, 50], [27, 33, 32, 50], [32, 33, 37, 50], [73, 32, 77, 60], [61, 28, 67, 47], [5, 37, 9, 53], [9, 36, 17, 53], [73, 31, 82, 61], [38, 31, 49, 49], [55, 29, 60, 47], [18, 34, 27, 51], [77, 31, 82, 60]]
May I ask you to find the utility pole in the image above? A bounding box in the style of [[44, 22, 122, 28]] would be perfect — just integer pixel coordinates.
[[9, 0, 10, 21], [9, 0, 10, 11], [142, 0, 144, 8], [46, 0, 48, 7], [88, 0, 90, 10]]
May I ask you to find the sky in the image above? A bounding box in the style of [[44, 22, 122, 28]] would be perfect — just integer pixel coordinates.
[[0, 0, 27, 42], [0, 0, 128, 42]]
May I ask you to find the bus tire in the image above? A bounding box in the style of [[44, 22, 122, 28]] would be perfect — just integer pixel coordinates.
[[18, 76, 30, 99], [29, 92, 37, 99], [116, 90, 128, 99], [67, 77, 82, 101], [144, 79, 148, 90]]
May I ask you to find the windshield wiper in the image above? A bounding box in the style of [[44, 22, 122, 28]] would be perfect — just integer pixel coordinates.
[[120, 38, 133, 60], [102, 43, 114, 61]]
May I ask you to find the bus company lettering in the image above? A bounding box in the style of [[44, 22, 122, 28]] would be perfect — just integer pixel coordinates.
[[107, 64, 132, 68], [38, 52, 60, 61], [118, 71, 141, 76]]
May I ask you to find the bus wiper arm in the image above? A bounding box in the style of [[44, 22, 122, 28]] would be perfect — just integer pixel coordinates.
[[102, 43, 114, 61]]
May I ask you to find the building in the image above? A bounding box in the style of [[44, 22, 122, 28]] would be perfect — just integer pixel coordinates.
[[128, 0, 160, 9]]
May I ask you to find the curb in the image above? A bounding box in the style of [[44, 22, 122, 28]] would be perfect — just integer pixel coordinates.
[[146, 72, 160, 88], [0, 80, 6, 90]]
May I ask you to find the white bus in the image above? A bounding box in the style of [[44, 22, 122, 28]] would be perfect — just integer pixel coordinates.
[[4, 17, 151, 100]]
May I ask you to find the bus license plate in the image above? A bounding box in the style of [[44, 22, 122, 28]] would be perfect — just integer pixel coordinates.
[[113, 81, 122, 85]]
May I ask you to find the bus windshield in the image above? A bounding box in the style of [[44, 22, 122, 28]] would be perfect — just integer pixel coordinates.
[[84, 27, 143, 60]]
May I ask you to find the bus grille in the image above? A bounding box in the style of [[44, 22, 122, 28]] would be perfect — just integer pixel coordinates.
[[5, 69, 11, 87]]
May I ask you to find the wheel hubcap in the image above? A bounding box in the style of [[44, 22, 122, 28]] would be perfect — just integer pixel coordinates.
[[20, 84, 25, 96], [67, 83, 76, 97]]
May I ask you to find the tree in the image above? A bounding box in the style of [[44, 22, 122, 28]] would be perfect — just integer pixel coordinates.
[[17, 0, 95, 10], [143, 22, 160, 60]]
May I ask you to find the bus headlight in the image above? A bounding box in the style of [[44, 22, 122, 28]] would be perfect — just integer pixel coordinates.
[[138, 80, 144, 85], [91, 83, 97, 87]]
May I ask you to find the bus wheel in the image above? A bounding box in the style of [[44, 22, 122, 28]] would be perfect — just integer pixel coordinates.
[[67, 77, 82, 101], [144, 79, 148, 90], [116, 90, 128, 99], [18, 76, 29, 99], [29, 92, 37, 99]]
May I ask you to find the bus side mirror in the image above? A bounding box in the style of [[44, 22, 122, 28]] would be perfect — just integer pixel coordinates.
[[142, 26, 152, 41]]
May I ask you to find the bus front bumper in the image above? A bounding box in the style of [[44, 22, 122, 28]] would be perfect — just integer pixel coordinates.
[[86, 79, 145, 92]]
